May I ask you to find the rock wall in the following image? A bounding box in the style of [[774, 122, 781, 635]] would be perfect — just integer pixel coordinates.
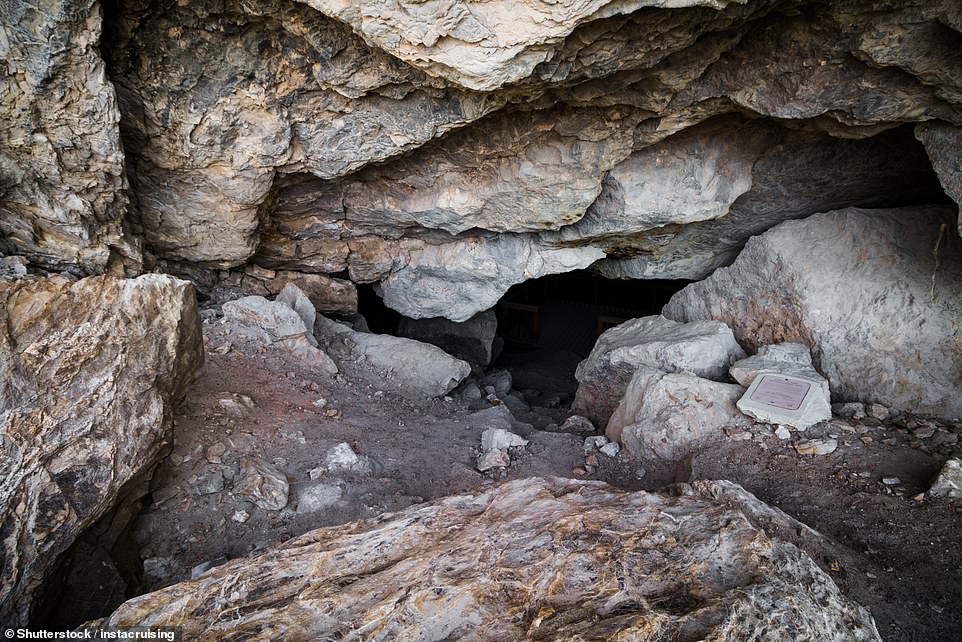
[[0, 274, 203, 626]]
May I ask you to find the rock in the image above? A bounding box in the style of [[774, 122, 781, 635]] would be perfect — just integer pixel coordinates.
[[612, 369, 751, 461], [397, 311, 498, 366], [664, 206, 962, 421], [583, 436, 609, 452], [480, 370, 513, 397], [296, 483, 343, 514], [222, 293, 338, 375], [192, 470, 225, 496], [234, 457, 290, 511], [560, 415, 597, 435], [316, 315, 470, 397], [833, 402, 867, 420], [916, 121, 962, 233], [310, 443, 373, 477], [476, 449, 511, 472], [0, 274, 202, 625], [0, 256, 28, 281], [927, 459, 962, 499], [794, 439, 839, 457], [730, 343, 830, 396], [93, 478, 882, 641], [573, 316, 745, 428], [228, 270, 358, 317], [459, 381, 483, 403], [190, 558, 228, 580], [216, 393, 256, 418], [0, 0, 139, 274], [480, 429, 529, 453], [599, 442, 621, 457], [737, 373, 832, 431], [775, 426, 792, 440], [231, 510, 250, 524], [467, 405, 530, 435], [275, 283, 316, 336], [866, 403, 890, 421]]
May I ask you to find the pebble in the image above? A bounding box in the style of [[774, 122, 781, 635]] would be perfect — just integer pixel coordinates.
[[585, 454, 599, 467], [866, 403, 890, 420], [774, 426, 792, 440], [312, 398, 328, 408], [599, 442, 621, 457], [794, 438, 838, 456], [206, 442, 227, 464], [584, 436, 608, 452], [881, 477, 901, 486], [477, 449, 510, 472]]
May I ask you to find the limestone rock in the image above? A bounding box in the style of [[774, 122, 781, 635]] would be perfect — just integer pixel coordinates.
[[480, 428, 528, 453], [0, 0, 139, 274], [295, 483, 342, 514], [608, 369, 750, 460], [0, 274, 203, 625], [476, 449, 511, 472], [794, 439, 839, 457], [737, 374, 831, 431], [927, 459, 962, 499], [222, 290, 338, 375], [916, 121, 962, 233], [573, 315, 745, 428], [316, 316, 470, 397], [397, 311, 497, 367], [664, 206, 962, 421], [93, 477, 881, 641], [310, 443, 373, 477], [234, 457, 289, 511]]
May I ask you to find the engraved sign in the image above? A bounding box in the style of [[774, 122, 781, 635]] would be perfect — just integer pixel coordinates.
[[749, 375, 811, 411]]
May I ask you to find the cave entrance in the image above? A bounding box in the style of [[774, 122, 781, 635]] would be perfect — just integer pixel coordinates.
[[492, 271, 692, 394]]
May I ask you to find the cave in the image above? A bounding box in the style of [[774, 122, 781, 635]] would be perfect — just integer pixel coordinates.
[[3, 0, 962, 639]]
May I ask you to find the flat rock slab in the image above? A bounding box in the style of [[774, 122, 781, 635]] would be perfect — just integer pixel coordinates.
[[737, 373, 831, 430], [0, 274, 203, 626], [93, 477, 880, 641]]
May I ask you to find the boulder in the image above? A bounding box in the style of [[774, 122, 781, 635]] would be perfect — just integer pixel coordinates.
[[573, 315, 745, 428], [316, 316, 470, 397], [222, 289, 337, 375], [664, 206, 962, 421], [607, 369, 750, 461], [397, 311, 498, 367], [730, 343, 830, 396], [927, 459, 962, 499], [92, 477, 881, 641], [0, 274, 203, 626]]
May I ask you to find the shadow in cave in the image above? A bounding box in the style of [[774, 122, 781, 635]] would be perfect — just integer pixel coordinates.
[[491, 271, 692, 396]]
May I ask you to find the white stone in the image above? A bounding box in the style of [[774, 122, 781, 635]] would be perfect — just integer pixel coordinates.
[[276, 283, 317, 339], [480, 428, 528, 452], [774, 426, 792, 440], [737, 373, 831, 431], [730, 343, 831, 398], [316, 315, 470, 397], [234, 457, 290, 511], [928, 459, 962, 499], [584, 436, 609, 452], [476, 449, 511, 472], [231, 510, 250, 524], [599, 442, 621, 457], [794, 439, 838, 456], [573, 315, 745, 427], [296, 483, 343, 514]]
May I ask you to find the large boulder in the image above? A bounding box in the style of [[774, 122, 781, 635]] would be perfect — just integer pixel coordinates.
[[572, 315, 745, 427], [664, 206, 962, 420], [316, 316, 470, 397], [0, 274, 203, 626], [397, 310, 498, 367], [91, 477, 881, 641], [607, 368, 750, 460]]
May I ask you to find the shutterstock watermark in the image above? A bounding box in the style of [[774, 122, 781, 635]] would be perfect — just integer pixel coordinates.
[[3, 629, 179, 641]]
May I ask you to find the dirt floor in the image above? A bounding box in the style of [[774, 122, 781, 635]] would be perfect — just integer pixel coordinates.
[[99, 310, 962, 640]]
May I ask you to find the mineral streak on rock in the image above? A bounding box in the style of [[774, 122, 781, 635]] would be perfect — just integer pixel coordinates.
[[0, 274, 203, 626], [94, 477, 881, 641]]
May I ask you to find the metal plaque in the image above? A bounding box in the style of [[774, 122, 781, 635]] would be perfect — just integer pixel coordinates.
[[749, 375, 811, 411]]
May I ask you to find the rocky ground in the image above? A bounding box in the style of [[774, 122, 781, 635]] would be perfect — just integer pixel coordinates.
[[89, 306, 962, 641]]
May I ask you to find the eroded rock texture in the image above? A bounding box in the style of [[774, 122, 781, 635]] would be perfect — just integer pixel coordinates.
[[0, 274, 203, 626], [664, 206, 962, 420], [0, 0, 138, 274], [93, 477, 881, 641]]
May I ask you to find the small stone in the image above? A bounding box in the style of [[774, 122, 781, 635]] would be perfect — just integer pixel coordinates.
[[234, 457, 289, 511], [324, 408, 341, 419], [774, 426, 792, 440], [866, 403, 890, 420], [206, 442, 227, 464], [312, 442, 372, 476], [585, 454, 599, 467], [913, 426, 936, 439], [881, 438, 897, 446], [560, 415, 596, 435], [312, 398, 328, 408], [459, 381, 483, 402], [477, 449, 510, 471], [832, 402, 866, 420], [572, 467, 587, 476], [599, 442, 621, 457], [859, 436, 873, 444], [583, 436, 608, 452], [725, 427, 752, 441], [634, 466, 647, 479], [217, 393, 256, 418], [296, 483, 343, 513], [480, 428, 528, 452], [927, 459, 962, 499], [881, 477, 901, 486], [231, 510, 250, 524], [193, 469, 225, 496], [794, 438, 838, 456]]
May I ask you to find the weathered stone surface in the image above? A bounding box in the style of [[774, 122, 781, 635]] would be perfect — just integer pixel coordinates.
[[573, 315, 745, 428], [0, 0, 139, 274], [93, 477, 881, 641], [398, 311, 497, 367], [316, 315, 470, 397], [737, 373, 831, 431], [607, 368, 750, 460], [665, 206, 962, 421], [480, 428, 528, 453], [222, 289, 338, 375], [0, 274, 202, 625], [916, 121, 962, 233], [927, 459, 962, 499], [234, 457, 289, 512]]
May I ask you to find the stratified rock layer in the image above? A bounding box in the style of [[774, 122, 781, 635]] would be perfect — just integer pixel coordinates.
[[93, 477, 880, 641], [0, 274, 203, 626], [664, 206, 962, 420]]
